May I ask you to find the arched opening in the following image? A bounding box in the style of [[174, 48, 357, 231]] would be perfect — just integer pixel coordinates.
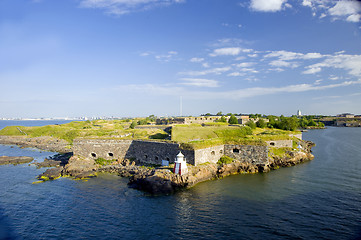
[[220, 150, 223, 154], [155, 156, 159, 160], [145, 155, 148, 159], [270, 142, 275, 146], [166, 157, 170, 161], [108, 152, 114, 157], [233, 148, 239, 153], [91, 152, 97, 158], [211, 151, 215, 155]]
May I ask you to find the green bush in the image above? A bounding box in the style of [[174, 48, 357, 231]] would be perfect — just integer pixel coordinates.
[[246, 120, 256, 129], [228, 114, 238, 124], [217, 155, 234, 165]]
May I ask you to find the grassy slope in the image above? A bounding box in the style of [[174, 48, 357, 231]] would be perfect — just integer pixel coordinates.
[[0, 120, 168, 144], [0, 120, 301, 149], [172, 125, 300, 150]]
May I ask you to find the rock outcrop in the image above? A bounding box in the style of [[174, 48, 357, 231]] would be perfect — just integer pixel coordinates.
[[0, 156, 34, 165]]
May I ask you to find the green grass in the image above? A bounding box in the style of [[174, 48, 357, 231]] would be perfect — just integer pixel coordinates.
[[217, 155, 234, 165], [0, 120, 168, 144], [95, 158, 115, 166]]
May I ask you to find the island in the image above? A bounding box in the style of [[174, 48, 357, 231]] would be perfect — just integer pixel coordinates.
[[0, 115, 315, 194]]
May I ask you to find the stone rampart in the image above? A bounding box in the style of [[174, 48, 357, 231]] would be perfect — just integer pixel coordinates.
[[265, 140, 293, 148], [74, 139, 270, 166], [194, 145, 224, 165], [73, 139, 133, 160], [224, 145, 268, 165]]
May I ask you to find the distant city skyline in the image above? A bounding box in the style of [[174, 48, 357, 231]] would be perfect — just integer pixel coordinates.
[[1, 0, 361, 118]]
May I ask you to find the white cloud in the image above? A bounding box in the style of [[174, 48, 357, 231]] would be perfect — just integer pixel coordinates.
[[114, 79, 361, 100], [79, 0, 185, 15], [346, 14, 361, 22], [303, 67, 322, 74], [202, 63, 210, 68], [155, 51, 178, 62], [234, 62, 255, 68], [190, 57, 204, 63], [250, 0, 288, 12], [180, 67, 231, 76], [302, 0, 361, 23], [210, 47, 243, 57], [228, 72, 246, 77], [180, 78, 219, 88], [304, 54, 361, 77], [270, 60, 299, 68]]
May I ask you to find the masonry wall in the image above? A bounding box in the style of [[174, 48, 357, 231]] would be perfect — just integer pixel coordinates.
[[73, 139, 132, 160], [73, 139, 197, 165], [125, 140, 180, 165], [224, 145, 268, 165], [265, 140, 293, 148], [194, 145, 224, 165]]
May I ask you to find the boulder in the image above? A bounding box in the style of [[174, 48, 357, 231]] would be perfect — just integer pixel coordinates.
[[63, 156, 97, 176], [37, 167, 63, 181]]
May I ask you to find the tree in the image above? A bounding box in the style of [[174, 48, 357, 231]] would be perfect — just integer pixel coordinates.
[[216, 111, 223, 116], [256, 118, 266, 128], [228, 114, 238, 124], [246, 120, 256, 129], [130, 121, 137, 129], [217, 116, 227, 123], [205, 113, 211, 116]]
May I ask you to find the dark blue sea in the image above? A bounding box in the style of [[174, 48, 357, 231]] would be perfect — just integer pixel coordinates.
[[0, 121, 360, 239]]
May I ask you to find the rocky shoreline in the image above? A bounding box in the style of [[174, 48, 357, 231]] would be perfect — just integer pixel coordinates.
[[0, 156, 34, 165], [0, 135, 315, 195], [0, 136, 71, 153], [35, 140, 315, 194]]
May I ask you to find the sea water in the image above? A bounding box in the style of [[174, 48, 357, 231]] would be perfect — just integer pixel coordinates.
[[0, 121, 360, 239]]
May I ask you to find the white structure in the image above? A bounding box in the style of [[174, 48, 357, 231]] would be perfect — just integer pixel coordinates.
[[173, 152, 188, 175], [297, 110, 302, 117]]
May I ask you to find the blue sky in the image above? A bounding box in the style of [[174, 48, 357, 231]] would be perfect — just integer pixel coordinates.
[[1, 0, 361, 118]]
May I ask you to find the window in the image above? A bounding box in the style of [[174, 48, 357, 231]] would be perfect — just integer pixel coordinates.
[[145, 155, 148, 159], [91, 153, 97, 158], [155, 156, 159, 160], [108, 152, 114, 157], [220, 150, 223, 154], [270, 142, 275, 146], [233, 149, 239, 153], [211, 151, 215, 155], [166, 157, 170, 161]]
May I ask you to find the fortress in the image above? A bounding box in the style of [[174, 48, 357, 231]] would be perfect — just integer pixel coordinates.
[[73, 137, 295, 167]]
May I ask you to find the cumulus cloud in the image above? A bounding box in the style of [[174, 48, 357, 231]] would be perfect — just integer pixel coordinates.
[[250, 0, 289, 12], [302, 0, 361, 22], [79, 0, 185, 15], [180, 78, 219, 88], [303, 54, 361, 77]]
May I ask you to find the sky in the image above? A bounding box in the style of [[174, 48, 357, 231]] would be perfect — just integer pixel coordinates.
[[0, 0, 361, 118]]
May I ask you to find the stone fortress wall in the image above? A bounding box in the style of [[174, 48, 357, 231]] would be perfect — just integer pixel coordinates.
[[73, 138, 287, 166]]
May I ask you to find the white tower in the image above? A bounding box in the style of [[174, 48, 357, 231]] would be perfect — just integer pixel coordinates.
[[173, 151, 188, 175], [297, 110, 302, 117]]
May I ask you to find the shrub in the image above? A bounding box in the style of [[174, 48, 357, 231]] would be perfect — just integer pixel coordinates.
[[217, 155, 234, 165], [246, 120, 256, 129], [130, 121, 137, 129], [256, 119, 266, 128]]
